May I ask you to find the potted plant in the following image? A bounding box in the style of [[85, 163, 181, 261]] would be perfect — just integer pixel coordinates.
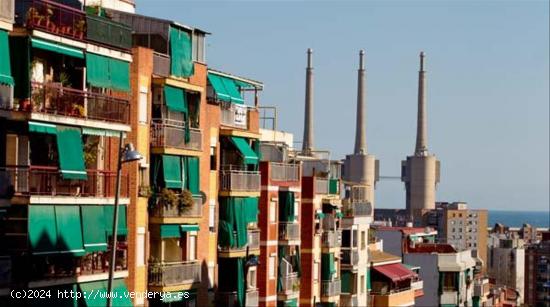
[[138, 185, 152, 198], [178, 189, 195, 214], [158, 188, 178, 214], [74, 19, 86, 40], [72, 104, 85, 117], [26, 7, 43, 26]]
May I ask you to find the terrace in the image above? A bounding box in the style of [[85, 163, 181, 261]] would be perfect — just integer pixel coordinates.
[[148, 261, 201, 287]]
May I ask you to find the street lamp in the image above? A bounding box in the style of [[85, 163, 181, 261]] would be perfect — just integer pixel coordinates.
[[106, 131, 142, 307]]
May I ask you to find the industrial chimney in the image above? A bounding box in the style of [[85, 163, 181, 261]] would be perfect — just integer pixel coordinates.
[[302, 48, 314, 156], [354, 50, 367, 155]]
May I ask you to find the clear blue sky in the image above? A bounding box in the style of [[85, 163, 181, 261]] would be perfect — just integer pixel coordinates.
[[136, 0, 549, 211]]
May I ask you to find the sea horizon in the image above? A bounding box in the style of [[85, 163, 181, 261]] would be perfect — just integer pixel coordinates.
[[488, 210, 549, 228]]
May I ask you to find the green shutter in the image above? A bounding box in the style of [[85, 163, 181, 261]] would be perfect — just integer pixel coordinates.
[[163, 85, 188, 113], [321, 253, 335, 280], [186, 156, 200, 194], [219, 197, 247, 248], [180, 224, 200, 232], [279, 191, 295, 222], [104, 205, 127, 236], [10, 37, 30, 99], [207, 73, 231, 102], [329, 179, 339, 195], [244, 197, 259, 223], [28, 205, 58, 254], [231, 137, 259, 165], [55, 205, 85, 256], [109, 58, 130, 92], [169, 27, 194, 78], [237, 257, 245, 307], [31, 38, 84, 59], [81, 206, 108, 252], [162, 155, 183, 189], [86, 53, 111, 89], [29, 121, 56, 134], [220, 77, 244, 104], [218, 220, 234, 247], [341, 271, 352, 293], [55, 126, 87, 180], [367, 268, 372, 290], [160, 225, 182, 238], [0, 30, 14, 85]]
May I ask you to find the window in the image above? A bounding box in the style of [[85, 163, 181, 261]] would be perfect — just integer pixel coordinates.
[[294, 200, 299, 219], [192, 32, 205, 63], [269, 201, 276, 223], [208, 262, 215, 289], [138, 86, 148, 124], [313, 261, 319, 281], [360, 275, 365, 294], [188, 235, 197, 261], [269, 256, 275, 279], [139, 164, 149, 188], [136, 232, 145, 266], [210, 146, 217, 170], [442, 272, 458, 291], [248, 267, 257, 289], [209, 199, 216, 232], [361, 231, 366, 250]]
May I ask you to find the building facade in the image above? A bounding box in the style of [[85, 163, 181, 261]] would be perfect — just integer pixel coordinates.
[[524, 231, 550, 307]]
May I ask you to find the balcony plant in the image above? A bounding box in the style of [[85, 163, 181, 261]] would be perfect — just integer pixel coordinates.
[[158, 188, 178, 209], [178, 189, 194, 214], [26, 7, 44, 27], [138, 185, 152, 198], [74, 19, 86, 40]]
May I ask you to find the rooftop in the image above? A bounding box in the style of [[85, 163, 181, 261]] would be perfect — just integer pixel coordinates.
[[375, 226, 437, 236], [370, 250, 401, 264], [406, 243, 457, 254]]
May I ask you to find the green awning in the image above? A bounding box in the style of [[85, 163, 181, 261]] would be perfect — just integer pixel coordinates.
[[29, 205, 58, 255], [31, 38, 84, 59], [56, 126, 87, 180], [220, 77, 244, 104], [162, 155, 182, 189], [169, 26, 194, 78], [180, 224, 200, 232], [111, 279, 133, 306], [284, 298, 298, 307], [55, 205, 85, 256], [160, 224, 181, 238], [0, 30, 14, 85], [79, 279, 131, 307], [341, 270, 352, 293], [81, 206, 108, 252], [316, 212, 326, 219], [162, 291, 185, 303], [207, 73, 231, 102], [164, 85, 188, 113], [219, 197, 247, 248], [231, 137, 259, 165], [86, 53, 130, 92], [244, 197, 259, 223], [104, 205, 128, 236], [29, 121, 56, 134], [234, 79, 256, 90], [185, 156, 200, 194]]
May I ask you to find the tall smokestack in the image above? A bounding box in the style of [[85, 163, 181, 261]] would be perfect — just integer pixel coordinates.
[[415, 51, 428, 156], [354, 50, 367, 155], [302, 48, 314, 156]]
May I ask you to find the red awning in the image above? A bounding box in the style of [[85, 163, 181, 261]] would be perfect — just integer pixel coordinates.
[[373, 263, 416, 282]]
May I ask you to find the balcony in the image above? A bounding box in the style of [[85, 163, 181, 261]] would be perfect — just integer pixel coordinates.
[[151, 195, 203, 219], [151, 120, 202, 151], [440, 290, 458, 305], [0, 165, 129, 198], [321, 230, 340, 250], [341, 294, 359, 306], [315, 178, 329, 195], [0, 0, 14, 24], [220, 168, 261, 194], [216, 289, 259, 307], [321, 279, 341, 297], [219, 229, 260, 256], [8, 82, 130, 124], [341, 248, 359, 266], [16, 0, 86, 41], [279, 272, 300, 295], [148, 261, 201, 287], [279, 222, 300, 242], [220, 101, 249, 129], [372, 288, 415, 307], [343, 202, 372, 217], [269, 162, 300, 182], [86, 14, 132, 50], [153, 52, 170, 77]]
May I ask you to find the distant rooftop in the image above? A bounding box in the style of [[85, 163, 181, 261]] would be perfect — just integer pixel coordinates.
[[375, 226, 437, 236], [407, 243, 457, 254]]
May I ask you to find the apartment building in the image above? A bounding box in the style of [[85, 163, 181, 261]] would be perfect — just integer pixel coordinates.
[[525, 231, 550, 307], [257, 127, 302, 306], [0, 0, 137, 305], [487, 234, 525, 304]]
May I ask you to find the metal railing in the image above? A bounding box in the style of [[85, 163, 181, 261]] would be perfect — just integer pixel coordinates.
[[270, 162, 300, 182], [0, 165, 129, 198], [371, 286, 412, 296], [151, 195, 203, 218], [86, 14, 132, 50], [148, 261, 201, 286], [321, 230, 340, 248], [279, 222, 300, 241], [17, 82, 130, 124], [341, 248, 359, 266], [16, 0, 86, 41], [315, 178, 329, 195], [279, 272, 300, 294], [220, 168, 260, 192], [216, 289, 259, 307], [343, 202, 372, 217], [153, 52, 170, 77], [150, 121, 202, 151], [321, 279, 341, 297], [220, 102, 248, 129], [219, 229, 260, 252]]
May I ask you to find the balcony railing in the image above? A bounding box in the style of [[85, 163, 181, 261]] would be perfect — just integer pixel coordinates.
[[341, 248, 359, 266], [151, 195, 203, 218], [14, 82, 130, 124], [148, 261, 201, 286], [86, 14, 132, 50], [279, 272, 300, 294], [343, 202, 372, 217], [321, 279, 341, 297], [0, 165, 129, 198], [220, 102, 248, 129], [220, 168, 261, 193], [279, 222, 300, 241], [270, 162, 299, 182], [16, 0, 86, 41], [151, 121, 202, 151], [315, 178, 329, 195], [321, 230, 340, 249], [153, 52, 171, 77], [0, 0, 14, 24], [219, 229, 260, 252], [216, 289, 259, 307]]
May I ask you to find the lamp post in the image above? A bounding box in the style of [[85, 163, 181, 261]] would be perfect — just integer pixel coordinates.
[[106, 131, 142, 307]]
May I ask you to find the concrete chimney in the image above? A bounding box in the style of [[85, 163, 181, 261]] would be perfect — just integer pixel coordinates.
[[354, 50, 367, 155], [415, 51, 428, 156], [302, 48, 314, 156]]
